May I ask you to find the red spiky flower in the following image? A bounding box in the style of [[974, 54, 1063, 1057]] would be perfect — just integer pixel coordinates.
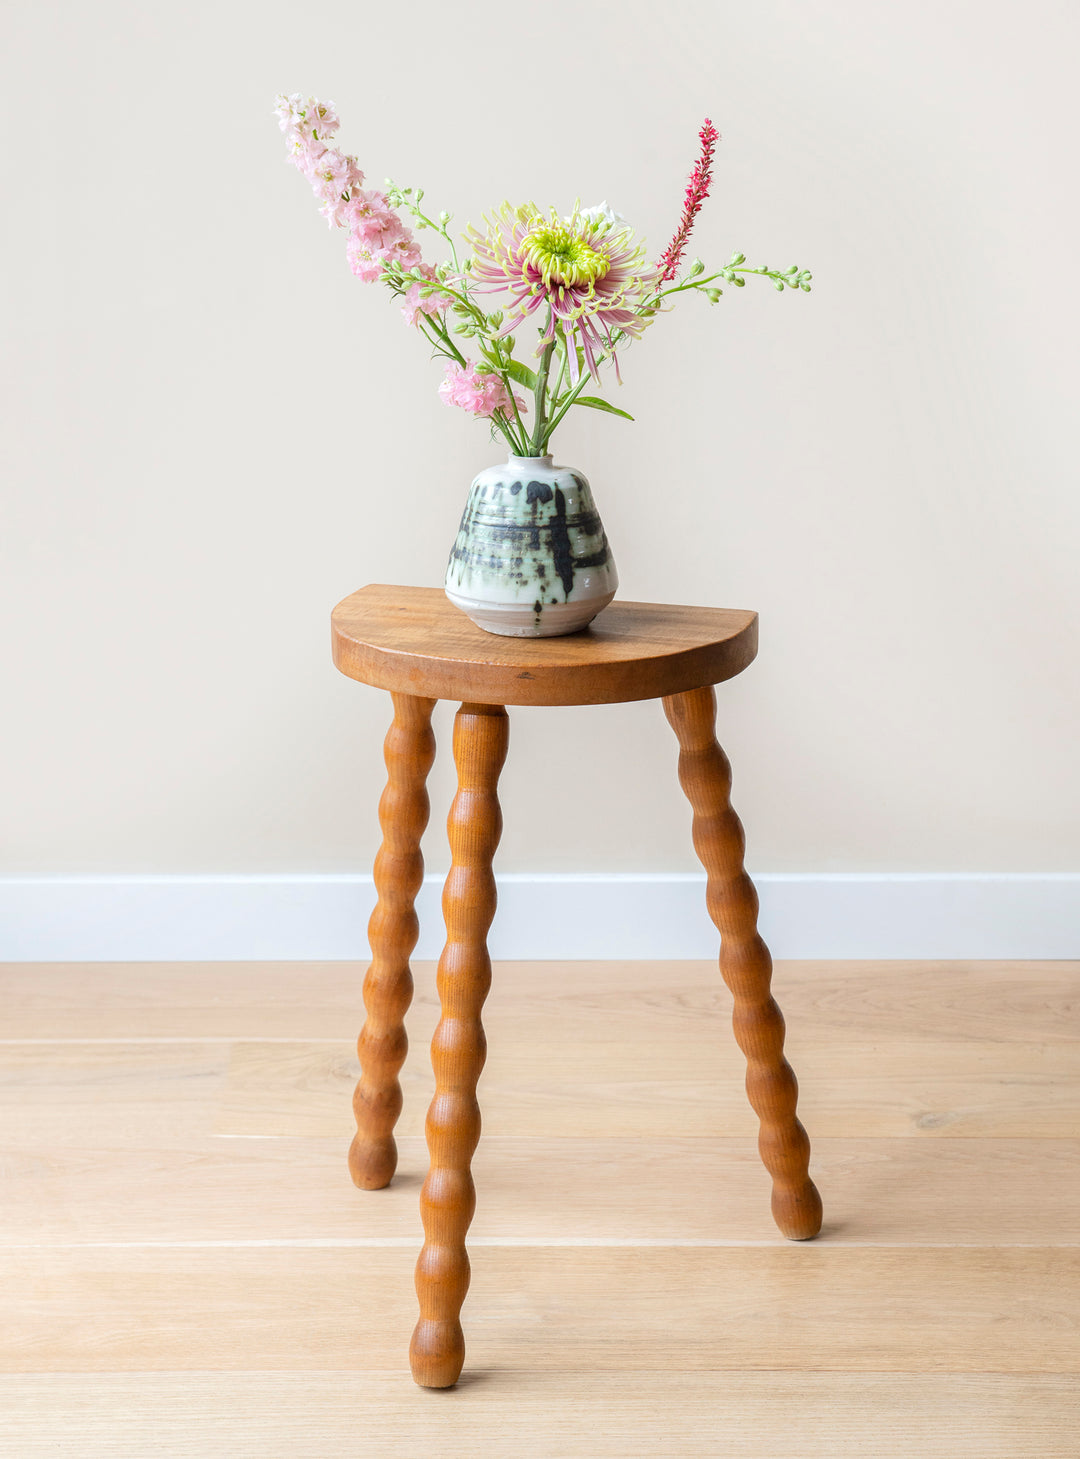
[[657, 119, 720, 284]]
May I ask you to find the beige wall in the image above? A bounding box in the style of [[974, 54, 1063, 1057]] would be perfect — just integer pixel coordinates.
[[3, 0, 1078, 878]]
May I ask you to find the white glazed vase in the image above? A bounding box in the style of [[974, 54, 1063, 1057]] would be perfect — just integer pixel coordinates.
[[445, 455, 618, 638]]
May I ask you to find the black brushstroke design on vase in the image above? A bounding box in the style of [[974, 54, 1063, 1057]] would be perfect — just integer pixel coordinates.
[[445, 454, 618, 637]]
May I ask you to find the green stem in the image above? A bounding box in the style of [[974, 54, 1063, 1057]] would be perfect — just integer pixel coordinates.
[[422, 318, 529, 455], [405, 199, 462, 276], [489, 409, 522, 454], [549, 330, 569, 413], [497, 347, 531, 454], [537, 327, 628, 451], [653, 263, 807, 304], [529, 329, 557, 455], [419, 313, 468, 369], [536, 367, 591, 451]]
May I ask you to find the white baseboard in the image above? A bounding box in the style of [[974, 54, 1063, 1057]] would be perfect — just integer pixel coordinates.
[[1, 872, 1077, 961]]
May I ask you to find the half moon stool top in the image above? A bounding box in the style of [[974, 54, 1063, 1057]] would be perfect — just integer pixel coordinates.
[[331, 583, 823, 1390]]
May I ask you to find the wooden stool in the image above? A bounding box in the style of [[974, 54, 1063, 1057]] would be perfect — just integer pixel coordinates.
[[331, 583, 823, 1388]]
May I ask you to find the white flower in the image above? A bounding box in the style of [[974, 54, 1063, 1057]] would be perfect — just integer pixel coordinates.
[[577, 200, 628, 231]]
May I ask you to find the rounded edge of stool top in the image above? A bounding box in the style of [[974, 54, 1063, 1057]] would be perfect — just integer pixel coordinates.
[[331, 584, 758, 707]]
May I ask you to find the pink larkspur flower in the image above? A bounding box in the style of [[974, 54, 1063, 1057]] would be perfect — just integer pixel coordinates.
[[273, 93, 340, 142], [438, 362, 524, 420], [381, 230, 423, 271], [465, 203, 659, 383], [305, 146, 365, 229], [400, 270, 451, 327], [275, 95, 429, 289], [346, 235, 388, 282], [305, 98, 340, 138], [308, 147, 362, 205], [273, 93, 306, 135], [284, 133, 325, 178], [341, 189, 398, 241]]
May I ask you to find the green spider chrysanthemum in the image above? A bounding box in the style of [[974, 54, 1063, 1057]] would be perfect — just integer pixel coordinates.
[[520, 223, 612, 289], [465, 202, 660, 382]]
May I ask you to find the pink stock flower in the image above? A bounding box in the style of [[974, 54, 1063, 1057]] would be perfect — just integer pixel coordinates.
[[657, 119, 719, 284], [438, 361, 524, 420]]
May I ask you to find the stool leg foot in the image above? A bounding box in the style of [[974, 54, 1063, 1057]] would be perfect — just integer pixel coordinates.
[[663, 686, 822, 1241], [350, 693, 436, 1192], [410, 702, 508, 1388]]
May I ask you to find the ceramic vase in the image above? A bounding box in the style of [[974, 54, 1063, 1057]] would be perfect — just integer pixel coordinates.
[[444, 454, 618, 637]]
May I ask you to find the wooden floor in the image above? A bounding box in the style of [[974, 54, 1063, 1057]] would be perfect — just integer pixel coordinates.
[[1, 959, 1078, 1457]]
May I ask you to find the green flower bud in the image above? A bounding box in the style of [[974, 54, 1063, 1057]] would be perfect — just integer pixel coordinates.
[[774, 280, 785, 291], [729, 251, 746, 266], [733, 276, 745, 287], [706, 288, 722, 303], [488, 310, 504, 328], [689, 258, 705, 276], [439, 210, 451, 224]]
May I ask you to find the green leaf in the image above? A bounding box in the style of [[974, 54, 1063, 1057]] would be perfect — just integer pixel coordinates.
[[572, 395, 635, 422], [503, 359, 539, 391]]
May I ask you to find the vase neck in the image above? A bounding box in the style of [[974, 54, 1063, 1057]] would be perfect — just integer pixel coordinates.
[[507, 453, 553, 469]]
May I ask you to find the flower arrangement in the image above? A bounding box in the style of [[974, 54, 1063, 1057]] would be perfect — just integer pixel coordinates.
[[273, 94, 811, 461]]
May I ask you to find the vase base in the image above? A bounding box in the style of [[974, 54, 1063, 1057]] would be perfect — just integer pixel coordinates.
[[444, 588, 616, 638]]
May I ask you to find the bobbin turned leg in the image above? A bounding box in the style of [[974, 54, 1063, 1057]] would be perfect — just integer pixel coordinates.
[[410, 702, 509, 1389], [349, 693, 437, 1192], [663, 686, 822, 1241]]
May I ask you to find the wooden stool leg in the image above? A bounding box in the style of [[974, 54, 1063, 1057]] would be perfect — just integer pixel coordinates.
[[663, 686, 823, 1241], [410, 702, 509, 1388], [349, 692, 437, 1192]]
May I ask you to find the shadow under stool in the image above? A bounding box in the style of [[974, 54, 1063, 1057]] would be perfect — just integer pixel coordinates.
[[331, 583, 823, 1388]]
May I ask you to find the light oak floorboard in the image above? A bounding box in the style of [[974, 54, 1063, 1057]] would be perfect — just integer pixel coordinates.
[[2, 1136, 1078, 1247], [5, 1036, 1075, 1141], [3, 960, 1077, 1042], [2, 959, 1078, 1456], [214, 1038, 1080, 1138], [0, 1042, 228, 1105], [2, 1371, 1076, 1459], [3, 1245, 1077, 1373]]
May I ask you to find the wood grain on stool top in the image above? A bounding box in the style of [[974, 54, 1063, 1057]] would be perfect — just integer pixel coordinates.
[[331, 584, 758, 706], [349, 694, 436, 1192], [410, 703, 509, 1389]]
